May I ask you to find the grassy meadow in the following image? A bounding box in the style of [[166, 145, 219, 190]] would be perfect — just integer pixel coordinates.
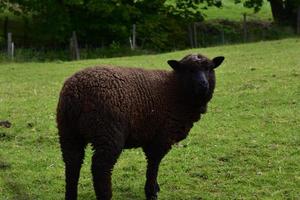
[[0, 38, 300, 199], [202, 0, 272, 21], [164, 0, 272, 21]]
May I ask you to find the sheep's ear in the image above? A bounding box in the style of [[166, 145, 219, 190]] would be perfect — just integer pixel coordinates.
[[212, 56, 225, 69], [167, 60, 181, 71]]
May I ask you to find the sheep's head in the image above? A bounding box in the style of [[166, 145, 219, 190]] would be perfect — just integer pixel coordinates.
[[167, 54, 224, 108]]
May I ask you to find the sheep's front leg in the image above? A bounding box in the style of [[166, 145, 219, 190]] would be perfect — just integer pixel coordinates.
[[143, 143, 171, 200], [145, 158, 162, 200]]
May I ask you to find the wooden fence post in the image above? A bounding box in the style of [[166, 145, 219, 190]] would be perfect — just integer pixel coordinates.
[[70, 31, 80, 60], [130, 24, 136, 50], [193, 23, 198, 48], [132, 24, 136, 50], [7, 32, 14, 59], [243, 13, 247, 42], [7, 32, 12, 54], [11, 42, 14, 60]]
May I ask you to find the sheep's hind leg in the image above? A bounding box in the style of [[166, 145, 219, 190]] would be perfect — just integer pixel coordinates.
[[91, 134, 123, 200], [60, 135, 86, 200], [143, 143, 171, 200]]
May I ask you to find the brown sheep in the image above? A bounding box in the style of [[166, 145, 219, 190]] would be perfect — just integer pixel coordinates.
[[56, 54, 224, 200]]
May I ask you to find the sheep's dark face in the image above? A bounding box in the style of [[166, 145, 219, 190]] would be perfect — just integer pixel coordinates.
[[168, 54, 224, 102]]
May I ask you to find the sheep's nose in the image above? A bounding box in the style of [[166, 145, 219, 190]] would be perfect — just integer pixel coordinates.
[[195, 81, 209, 96], [199, 80, 208, 88], [196, 72, 208, 88], [199, 82, 209, 95]]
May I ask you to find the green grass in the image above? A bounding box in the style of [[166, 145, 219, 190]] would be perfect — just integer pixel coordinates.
[[1, 38, 300, 199], [202, 0, 272, 21], [165, 0, 272, 21]]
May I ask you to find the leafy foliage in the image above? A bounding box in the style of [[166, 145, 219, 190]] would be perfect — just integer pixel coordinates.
[[235, 0, 300, 28], [0, 0, 222, 50], [234, 0, 264, 12], [0, 0, 298, 50]]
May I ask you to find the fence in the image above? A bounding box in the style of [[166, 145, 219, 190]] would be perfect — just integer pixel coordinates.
[[187, 13, 298, 48], [0, 13, 299, 62]]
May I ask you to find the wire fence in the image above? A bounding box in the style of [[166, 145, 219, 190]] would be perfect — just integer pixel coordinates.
[[0, 14, 298, 62]]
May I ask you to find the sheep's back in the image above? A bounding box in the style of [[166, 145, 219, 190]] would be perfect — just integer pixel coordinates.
[[58, 66, 173, 144]]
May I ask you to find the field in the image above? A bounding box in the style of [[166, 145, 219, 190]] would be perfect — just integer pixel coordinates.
[[0, 38, 300, 199], [202, 0, 272, 21], [165, 0, 272, 21]]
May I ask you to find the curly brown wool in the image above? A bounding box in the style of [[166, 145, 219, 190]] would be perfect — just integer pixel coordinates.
[[56, 54, 224, 200]]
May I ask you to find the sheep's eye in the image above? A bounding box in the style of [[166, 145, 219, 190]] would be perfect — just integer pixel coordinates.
[[200, 66, 208, 71]]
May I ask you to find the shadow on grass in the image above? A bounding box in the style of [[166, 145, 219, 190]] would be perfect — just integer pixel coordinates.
[[0, 158, 31, 200], [78, 184, 143, 200], [116, 191, 143, 200]]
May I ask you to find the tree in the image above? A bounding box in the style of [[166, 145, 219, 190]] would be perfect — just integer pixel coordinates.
[[238, 0, 300, 29], [0, 0, 223, 49]]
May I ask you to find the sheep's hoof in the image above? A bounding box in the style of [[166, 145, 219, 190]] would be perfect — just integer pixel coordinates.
[[147, 195, 158, 200], [155, 183, 160, 192], [145, 182, 160, 200], [147, 187, 159, 200]]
